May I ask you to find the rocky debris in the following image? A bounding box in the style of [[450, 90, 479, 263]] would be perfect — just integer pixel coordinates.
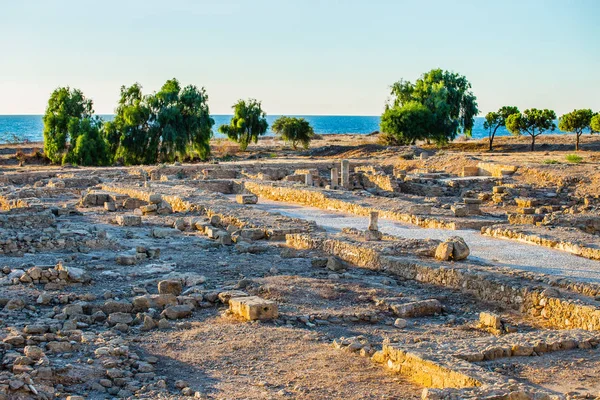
[[332, 336, 377, 358], [8, 262, 91, 286]]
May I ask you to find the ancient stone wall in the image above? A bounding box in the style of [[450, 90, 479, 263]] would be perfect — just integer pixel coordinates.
[[287, 233, 600, 331]]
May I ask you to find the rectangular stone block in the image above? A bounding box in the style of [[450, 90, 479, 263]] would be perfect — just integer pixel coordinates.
[[116, 215, 142, 227], [229, 296, 278, 321], [451, 205, 469, 217], [236, 194, 258, 204], [390, 299, 442, 318], [461, 166, 479, 177]]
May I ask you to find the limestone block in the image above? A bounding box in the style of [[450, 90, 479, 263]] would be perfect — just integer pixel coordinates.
[[391, 299, 442, 318], [116, 215, 142, 227], [236, 194, 258, 204], [104, 202, 116, 212], [229, 296, 278, 321], [435, 242, 453, 261], [149, 194, 163, 204], [158, 280, 182, 296], [479, 312, 502, 330], [447, 236, 470, 260], [451, 205, 469, 217], [461, 166, 479, 177]]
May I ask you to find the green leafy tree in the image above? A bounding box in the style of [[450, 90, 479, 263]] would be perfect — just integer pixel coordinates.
[[385, 69, 478, 145], [104, 83, 152, 164], [218, 99, 268, 150], [591, 114, 600, 133], [558, 109, 594, 151], [380, 101, 433, 145], [271, 116, 315, 149], [105, 79, 214, 164], [64, 117, 110, 166], [483, 106, 519, 151], [506, 108, 556, 151], [43, 87, 93, 163]]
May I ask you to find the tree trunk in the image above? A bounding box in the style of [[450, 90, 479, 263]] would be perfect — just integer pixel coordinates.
[[531, 135, 535, 151], [576, 133, 580, 151]]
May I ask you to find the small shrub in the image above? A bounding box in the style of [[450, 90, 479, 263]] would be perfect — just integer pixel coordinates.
[[15, 150, 26, 166], [565, 154, 583, 163], [543, 159, 559, 164]]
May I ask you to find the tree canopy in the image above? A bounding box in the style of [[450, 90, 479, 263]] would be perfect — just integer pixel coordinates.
[[64, 117, 110, 166], [43, 87, 95, 164], [592, 114, 600, 133], [382, 69, 478, 145], [483, 106, 519, 151], [271, 116, 315, 149], [506, 108, 556, 151], [218, 99, 268, 151], [558, 109, 594, 151], [380, 101, 433, 145], [104, 79, 214, 165]]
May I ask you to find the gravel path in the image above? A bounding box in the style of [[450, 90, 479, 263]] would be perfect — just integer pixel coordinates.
[[249, 198, 600, 283]]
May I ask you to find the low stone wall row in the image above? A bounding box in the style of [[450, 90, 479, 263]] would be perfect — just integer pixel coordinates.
[[102, 185, 315, 240], [243, 182, 494, 230], [286, 233, 600, 331], [482, 225, 600, 261], [0, 210, 55, 229]]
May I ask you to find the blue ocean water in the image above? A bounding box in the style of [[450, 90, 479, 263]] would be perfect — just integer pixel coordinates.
[[0, 114, 566, 144]]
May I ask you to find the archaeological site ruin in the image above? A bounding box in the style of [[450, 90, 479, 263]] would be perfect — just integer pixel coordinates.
[[1, 136, 600, 399]]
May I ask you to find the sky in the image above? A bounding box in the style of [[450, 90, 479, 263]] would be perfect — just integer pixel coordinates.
[[1, 0, 599, 116]]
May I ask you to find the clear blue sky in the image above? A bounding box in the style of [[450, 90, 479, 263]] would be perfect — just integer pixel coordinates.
[[1, 0, 598, 116]]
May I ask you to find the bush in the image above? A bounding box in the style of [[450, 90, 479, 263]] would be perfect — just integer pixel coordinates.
[[542, 159, 559, 164], [271, 116, 315, 149], [565, 154, 583, 163]]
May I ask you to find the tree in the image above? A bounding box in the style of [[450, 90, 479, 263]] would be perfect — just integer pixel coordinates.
[[271, 116, 314, 149], [105, 79, 214, 164], [558, 109, 594, 151], [506, 108, 556, 151], [64, 117, 110, 166], [219, 99, 268, 150], [43, 87, 93, 163], [592, 114, 600, 133], [104, 83, 152, 165], [483, 106, 519, 151], [385, 69, 478, 145], [380, 101, 433, 145]]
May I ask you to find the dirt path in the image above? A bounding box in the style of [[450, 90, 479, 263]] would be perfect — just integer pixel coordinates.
[[248, 198, 600, 283]]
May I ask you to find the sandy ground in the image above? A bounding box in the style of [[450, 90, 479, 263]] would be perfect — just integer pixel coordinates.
[[245, 198, 600, 283]]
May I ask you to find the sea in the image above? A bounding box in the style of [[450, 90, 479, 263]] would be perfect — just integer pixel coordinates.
[[0, 115, 567, 144]]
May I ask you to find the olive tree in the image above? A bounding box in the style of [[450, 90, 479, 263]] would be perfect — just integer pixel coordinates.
[[506, 108, 556, 151], [483, 106, 519, 151], [218, 99, 268, 151], [558, 109, 594, 151], [271, 116, 314, 149]]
